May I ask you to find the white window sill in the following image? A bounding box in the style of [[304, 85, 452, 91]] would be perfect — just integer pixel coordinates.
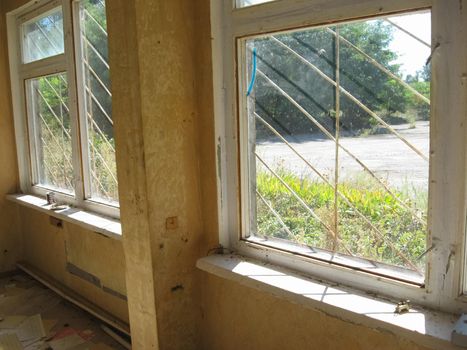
[[6, 194, 121, 239], [197, 254, 462, 350]]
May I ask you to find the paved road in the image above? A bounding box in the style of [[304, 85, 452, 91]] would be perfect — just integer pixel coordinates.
[[256, 121, 429, 190]]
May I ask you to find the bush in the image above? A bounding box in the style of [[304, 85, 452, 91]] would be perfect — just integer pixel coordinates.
[[256, 170, 427, 270]]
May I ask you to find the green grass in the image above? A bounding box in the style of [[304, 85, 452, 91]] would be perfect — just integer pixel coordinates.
[[256, 170, 427, 270]]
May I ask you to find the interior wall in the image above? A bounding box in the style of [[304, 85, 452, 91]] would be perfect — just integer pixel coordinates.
[[198, 273, 432, 350], [107, 0, 443, 349], [0, 0, 22, 273], [19, 206, 129, 322], [1, 0, 129, 323], [0, 0, 463, 349]]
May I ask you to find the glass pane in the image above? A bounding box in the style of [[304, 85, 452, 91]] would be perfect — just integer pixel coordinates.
[[244, 11, 431, 279], [28, 73, 74, 193], [22, 7, 64, 63], [237, 0, 276, 7], [78, 0, 118, 205]]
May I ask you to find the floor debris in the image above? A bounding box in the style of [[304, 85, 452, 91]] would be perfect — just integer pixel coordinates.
[[0, 272, 128, 349]]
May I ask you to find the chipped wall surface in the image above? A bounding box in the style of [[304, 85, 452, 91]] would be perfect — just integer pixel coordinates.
[[0, 0, 22, 273], [1, 0, 129, 324], [19, 206, 129, 322], [108, 0, 444, 349], [0, 0, 465, 349], [199, 273, 433, 350], [105, 0, 451, 348]]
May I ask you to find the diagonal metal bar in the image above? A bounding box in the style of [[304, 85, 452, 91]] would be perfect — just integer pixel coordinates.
[[33, 21, 62, 53], [385, 19, 430, 48], [83, 58, 112, 97], [42, 157, 61, 187], [83, 9, 107, 37], [82, 35, 109, 69], [85, 87, 113, 126], [256, 190, 295, 238], [333, 27, 341, 252], [38, 113, 73, 169], [41, 138, 74, 189], [90, 168, 112, 198], [256, 146, 420, 271], [255, 112, 426, 264], [255, 112, 426, 227], [325, 29, 430, 105], [256, 153, 355, 256], [268, 37, 428, 161], [88, 140, 118, 184], [43, 77, 70, 113], [87, 112, 115, 152], [255, 70, 427, 228], [36, 89, 71, 139]]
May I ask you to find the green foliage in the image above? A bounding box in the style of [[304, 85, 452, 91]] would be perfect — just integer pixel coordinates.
[[31, 0, 117, 203], [252, 19, 425, 138], [256, 170, 427, 270]]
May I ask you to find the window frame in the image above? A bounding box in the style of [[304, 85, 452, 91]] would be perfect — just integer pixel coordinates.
[[7, 0, 119, 218], [212, 0, 467, 314]]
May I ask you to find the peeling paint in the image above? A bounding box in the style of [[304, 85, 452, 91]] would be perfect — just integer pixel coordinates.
[[66, 263, 101, 288]]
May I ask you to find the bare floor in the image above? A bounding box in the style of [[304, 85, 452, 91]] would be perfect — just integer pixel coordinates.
[[257, 121, 430, 190], [0, 272, 126, 349]]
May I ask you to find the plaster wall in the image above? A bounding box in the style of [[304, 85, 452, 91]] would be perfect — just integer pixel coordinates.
[[107, 0, 447, 349], [199, 273, 433, 350], [0, 0, 22, 273], [0, 0, 464, 349], [19, 206, 129, 322], [0, 0, 129, 323]]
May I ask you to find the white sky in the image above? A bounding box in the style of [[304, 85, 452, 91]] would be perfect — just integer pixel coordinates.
[[386, 12, 431, 78]]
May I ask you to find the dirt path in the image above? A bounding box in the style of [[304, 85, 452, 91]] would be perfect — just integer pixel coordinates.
[[256, 121, 429, 190]]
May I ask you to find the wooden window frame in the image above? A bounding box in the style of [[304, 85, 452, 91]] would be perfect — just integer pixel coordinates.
[[7, 0, 119, 219], [212, 0, 467, 313]]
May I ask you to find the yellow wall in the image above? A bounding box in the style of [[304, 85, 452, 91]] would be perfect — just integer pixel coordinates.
[[0, 0, 22, 273], [0, 0, 459, 349], [19, 207, 128, 322], [199, 273, 432, 350], [106, 0, 439, 349], [0, 0, 129, 323]]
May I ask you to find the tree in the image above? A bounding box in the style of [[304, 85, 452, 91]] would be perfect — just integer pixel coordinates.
[[251, 19, 409, 138]]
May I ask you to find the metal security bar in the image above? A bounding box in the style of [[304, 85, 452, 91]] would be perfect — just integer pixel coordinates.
[[80, 2, 118, 202], [248, 16, 430, 272]]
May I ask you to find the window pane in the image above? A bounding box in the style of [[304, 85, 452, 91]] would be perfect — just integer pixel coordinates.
[[28, 73, 74, 194], [237, 0, 276, 8], [22, 7, 64, 63], [77, 0, 118, 205], [243, 11, 431, 279]]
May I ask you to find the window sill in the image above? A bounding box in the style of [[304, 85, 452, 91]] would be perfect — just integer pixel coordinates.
[[197, 254, 461, 350], [6, 194, 121, 239]]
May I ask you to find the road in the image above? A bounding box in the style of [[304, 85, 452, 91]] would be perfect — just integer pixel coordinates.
[[256, 121, 429, 191]]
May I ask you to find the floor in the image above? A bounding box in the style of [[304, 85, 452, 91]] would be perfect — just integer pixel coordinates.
[[0, 271, 127, 349]]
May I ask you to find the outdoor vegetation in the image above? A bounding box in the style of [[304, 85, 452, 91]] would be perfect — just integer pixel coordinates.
[[29, 0, 117, 203], [251, 15, 430, 271]]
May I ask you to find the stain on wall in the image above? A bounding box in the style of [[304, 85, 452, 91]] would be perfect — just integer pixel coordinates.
[[65, 224, 126, 297], [199, 273, 433, 350], [19, 206, 129, 322], [0, 0, 22, 273], [0, 0, 461, 349]]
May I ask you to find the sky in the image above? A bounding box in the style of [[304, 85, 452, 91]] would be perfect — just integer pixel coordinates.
[[386, 11, 431, 78], [242, 2, 432, 78]]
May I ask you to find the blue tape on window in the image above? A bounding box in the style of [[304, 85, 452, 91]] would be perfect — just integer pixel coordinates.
[[246, 48, 257, 96]]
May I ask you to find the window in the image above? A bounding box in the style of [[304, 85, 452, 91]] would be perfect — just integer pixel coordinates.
[[213, 0, 467, 313], [8, 0, 118, 217]]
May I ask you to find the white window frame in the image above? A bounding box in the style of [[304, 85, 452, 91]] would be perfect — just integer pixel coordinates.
[[212, 0, 467, 313], [7, 0, 119, 218]]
